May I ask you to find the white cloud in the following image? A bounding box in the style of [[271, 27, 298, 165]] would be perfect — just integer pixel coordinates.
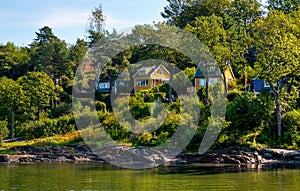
[[24, 8, 91, 28], [105, 13, 154, 31]]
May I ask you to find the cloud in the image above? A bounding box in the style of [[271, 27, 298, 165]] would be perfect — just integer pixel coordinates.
[[24, 8, 91, 28], [105, 13, 157, 31]]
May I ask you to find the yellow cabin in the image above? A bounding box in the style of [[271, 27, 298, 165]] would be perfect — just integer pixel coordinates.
[[133, 65, 170, 93]]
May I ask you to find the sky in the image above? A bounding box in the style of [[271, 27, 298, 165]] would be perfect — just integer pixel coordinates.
[[0, 0, 168, 46]]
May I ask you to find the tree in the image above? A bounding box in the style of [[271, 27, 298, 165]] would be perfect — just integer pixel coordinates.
[[161, 0, 232, 28], [267, 0, 300, 14], [87, 4, 105, 47], [69, 39, 88, 72], [32, 27, 71, 105], [34, 26, 57, 44], [251, 10, 300, 136], [0, 77, 24, 140], [0, 120, 9, 145], [18, 72, 56, 120], [161, 0, 190, 26], [0, 42, 31, 79], [230, 0, 263, 33], [185, 14, 231, 98]]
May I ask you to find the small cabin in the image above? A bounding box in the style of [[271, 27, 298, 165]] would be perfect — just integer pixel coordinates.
[[194, 65, 222, 90]]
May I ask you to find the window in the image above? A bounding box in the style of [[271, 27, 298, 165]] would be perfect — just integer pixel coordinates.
[[138, 79, 148, 86], [199, 79, 206, 86], [199, 78, 218, 86], [139, 71, 146, 75], [209, 78, 218, 85], [99, 82, 110, 89], [159, 69, 163, 75]]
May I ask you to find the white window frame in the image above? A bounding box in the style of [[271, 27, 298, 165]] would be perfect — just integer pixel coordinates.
[[99, 82, 110, 89], [138, 79, 148, 86], [208, 78, 218, 85], [159, 69, 163, 75]]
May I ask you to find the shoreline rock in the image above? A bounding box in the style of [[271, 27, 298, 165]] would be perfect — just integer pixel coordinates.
[[1, 145, 300, 167]]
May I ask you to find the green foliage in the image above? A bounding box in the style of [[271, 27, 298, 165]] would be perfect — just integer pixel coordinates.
[[282, 110, 300, 148], [0, 120, 9, 144], [20, 115, 76, 140], [95, 101, 107, 112], [136, 132, 169, 147], [267, 0, 300, 14], [18, 71, 56, 120], [49, 103, 72, 118], [227, 89, 243, 102], [129, 96, 151, 119], [0, 42, 31, 79], [223, 92, 275, 146]]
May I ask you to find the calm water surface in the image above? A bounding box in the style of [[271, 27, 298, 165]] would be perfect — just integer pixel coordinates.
[[0, 163, 300, 191]]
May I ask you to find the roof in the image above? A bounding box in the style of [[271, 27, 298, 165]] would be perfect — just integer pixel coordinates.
[[194, 65, 221, 78], [132, 65, 170, 78]]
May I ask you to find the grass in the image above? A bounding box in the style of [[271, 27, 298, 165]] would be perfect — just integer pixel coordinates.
[[1, 131, 83, 149]]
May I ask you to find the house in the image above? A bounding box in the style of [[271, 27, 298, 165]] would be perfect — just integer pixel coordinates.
[[194, 65, 222, 90], [252, 78, 286, 93], [132, 65, 170, 93], [96, 79, 111, 93], [194, 65, 234, 90], [96, 71, 130, 94]]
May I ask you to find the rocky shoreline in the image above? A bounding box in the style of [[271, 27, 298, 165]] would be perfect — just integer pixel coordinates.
[[1, 145, 300, 167]]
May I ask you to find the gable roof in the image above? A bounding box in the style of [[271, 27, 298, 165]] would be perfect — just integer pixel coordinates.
[[194, 65, 221, 78], [133, 65, 170, 78]]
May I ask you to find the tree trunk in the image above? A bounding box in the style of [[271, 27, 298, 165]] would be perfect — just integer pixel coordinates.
[[222, 72, 228, 97], [38, 108, 42, 121], [11, 107, 15, 141], [205, 77, 209, 105], [287, 76, 295, 93], [57, 77, 61, 106], [272, 86, 282, 137], [168, 66, 174, 104]]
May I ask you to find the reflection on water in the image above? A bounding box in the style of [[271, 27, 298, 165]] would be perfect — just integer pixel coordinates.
[[0, 163, 300, 191]]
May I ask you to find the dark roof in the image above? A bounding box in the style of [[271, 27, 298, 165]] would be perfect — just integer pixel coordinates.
[[194, 65, 221, 78], [132, 65, 170, 78]]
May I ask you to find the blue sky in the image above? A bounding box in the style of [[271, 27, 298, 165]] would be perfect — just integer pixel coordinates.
[[0, 0, 168, 46]]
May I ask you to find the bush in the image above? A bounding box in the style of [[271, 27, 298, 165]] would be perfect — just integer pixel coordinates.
[[282, 110, 300, 148], [20, 115, 76, 139], [227, 89, 243, 102], [49, 103, 72, 118], [95, 101, 107, 112], [136, 132, 169, 147], [223, 92, 276, 147], [0, 120, 9, 144]]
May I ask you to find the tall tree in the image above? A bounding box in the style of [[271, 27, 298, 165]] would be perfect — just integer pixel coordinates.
[[161, 0, 190, 26], [185, 14, 231, 98], [87, 4, 105, 47], [34, 26, 57, 45], [31, 27, 71, 105], [161, 0, 232, 28], [251, 10, 300, 136], [267, 0, 300, 13], [0, 77, 24, 140], [230, 0, 263, 33], [18, 72, 56, 120], [0, 42, 31, 79]]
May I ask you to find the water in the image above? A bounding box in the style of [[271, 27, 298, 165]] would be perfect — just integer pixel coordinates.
[[0, 163, 300, 191]]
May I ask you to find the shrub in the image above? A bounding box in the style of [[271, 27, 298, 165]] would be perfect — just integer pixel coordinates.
[[49, 103, 72, 118], [282, 110, 300, 148], [20, 115, 76, 139], [0, 120, 9, 144], [95, 101, 107, 112]]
